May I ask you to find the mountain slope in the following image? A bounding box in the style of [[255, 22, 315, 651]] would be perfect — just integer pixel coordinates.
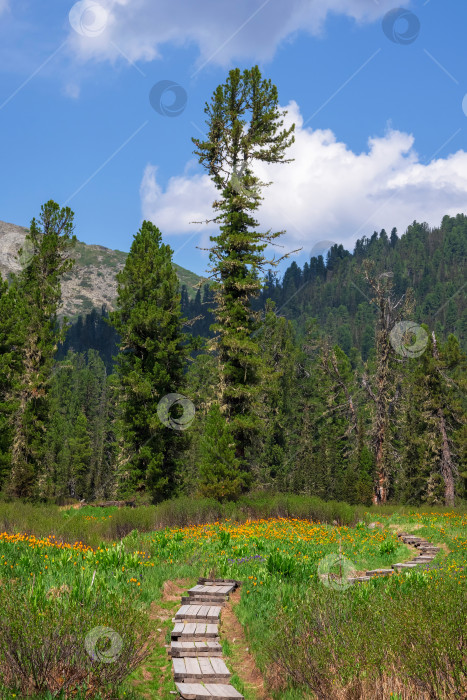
[[0, 220, 202, 318]]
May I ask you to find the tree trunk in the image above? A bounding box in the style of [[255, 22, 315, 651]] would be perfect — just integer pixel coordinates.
[[438, 407, 455, 507]]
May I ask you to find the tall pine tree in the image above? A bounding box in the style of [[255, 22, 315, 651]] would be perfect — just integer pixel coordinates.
[[6, 201, 76, 499], [192, 65, 295, 481], [110, 221, 189, 503]]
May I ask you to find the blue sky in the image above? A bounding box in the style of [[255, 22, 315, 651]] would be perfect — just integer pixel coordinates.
[[1, 0, 466, 278]]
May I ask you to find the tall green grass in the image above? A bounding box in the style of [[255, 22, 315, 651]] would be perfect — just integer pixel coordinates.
[[1, 494, 465, 547]]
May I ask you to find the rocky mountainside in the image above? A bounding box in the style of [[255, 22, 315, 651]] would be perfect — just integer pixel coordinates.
[[0, 219, 202, 318]]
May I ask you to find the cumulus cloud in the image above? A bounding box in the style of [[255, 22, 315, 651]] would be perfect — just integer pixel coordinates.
[[67, 0, 402, 67], [140, 100, 467, 257]]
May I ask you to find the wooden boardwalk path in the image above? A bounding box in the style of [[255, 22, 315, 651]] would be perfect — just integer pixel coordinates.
[[347, 533, 441, 583], [169, 533, 440, 696], [170, 578, 245, 700]]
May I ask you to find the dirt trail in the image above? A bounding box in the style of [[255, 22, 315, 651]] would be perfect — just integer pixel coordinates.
[[220, 588, 271, 700]]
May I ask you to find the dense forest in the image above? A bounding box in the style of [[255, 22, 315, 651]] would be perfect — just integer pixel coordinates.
[[0, 67, 465, 509]]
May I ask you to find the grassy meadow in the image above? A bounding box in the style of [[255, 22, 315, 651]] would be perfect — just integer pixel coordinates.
[[0, 497, 465, 699]]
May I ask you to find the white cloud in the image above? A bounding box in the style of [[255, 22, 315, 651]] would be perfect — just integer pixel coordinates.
[[0, 0, 9, 15], [140, 100, 467, 257], [67, 0, 403, 67]]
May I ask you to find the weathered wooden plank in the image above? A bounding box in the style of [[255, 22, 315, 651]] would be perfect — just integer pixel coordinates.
[[217, 585, 235, 595], [204, 684, 244, 699], [188, 585, 205, 594], [348, 576, 372, 583], [365, 569, 394, 576], [198, 656, 215, 676], [186, 604, 203, 616], [176, 605, 191, 619], [206, 624, 218, 636], [187, 597, 227, 606], [175, 682, 213, 699], [172, 622, 185, 637], [198, 606, 211, 618], [173, 657, 186, 676], [183, 623, 198, 636], [171, 643, 223, 657], [209, 657, 230, 677], [198, 578, 241, 586], [207, 606, 221, 619], [184, 657, 202, 676], [172, 641, 195, 653]]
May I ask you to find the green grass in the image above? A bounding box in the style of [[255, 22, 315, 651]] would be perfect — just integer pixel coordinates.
[[0, 499, 465, 698], [231, 511, 466, 699]]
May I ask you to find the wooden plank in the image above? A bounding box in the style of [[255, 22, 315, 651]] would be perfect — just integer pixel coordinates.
[[204, 684, 244, 699], [366, 569, 394, 576], [188, 585, 205, 594], [195, 623, 207, 634], [172, 642, 222, 657], [206, 624, 218, 636], [186, 604, 202, 616], [209, 657, 230, 677], [173, 657, 186, 676], [175, 682, 213, 699], [199, 656, 215, 676], [172, 622, 185, 637], [194, 641, 208, 649], [207, 606, 221, 619], [198, 606, 211, 617], [198, 578, 241, 586], [217, 585, 235, 595], [176, 605, 191, 619], [184, 656, 202, 676], [188, 596, 227, 605]]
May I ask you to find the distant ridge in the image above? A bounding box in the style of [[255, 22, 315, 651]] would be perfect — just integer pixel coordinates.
[[0, 219, 202, 318]]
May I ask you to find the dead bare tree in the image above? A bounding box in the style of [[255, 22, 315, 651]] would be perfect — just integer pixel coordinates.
[[361, 262, 413, 504]]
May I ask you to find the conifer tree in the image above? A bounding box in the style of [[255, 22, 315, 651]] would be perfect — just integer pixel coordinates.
[[6, 201, 76, 499], [255, 300, 298, 489], [399, 330, 466, 506], [193, 66, 295, 478], [0, 278, 25, 490], [110, 221, 189, 503], [198, 404, 243, 501]]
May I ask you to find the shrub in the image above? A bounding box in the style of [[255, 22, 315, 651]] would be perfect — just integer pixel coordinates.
[[0, 579, 149, 697]]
